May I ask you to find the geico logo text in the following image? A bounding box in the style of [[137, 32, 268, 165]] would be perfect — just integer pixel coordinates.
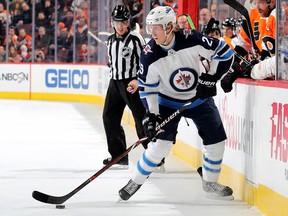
[[45, 69, 89, 89]]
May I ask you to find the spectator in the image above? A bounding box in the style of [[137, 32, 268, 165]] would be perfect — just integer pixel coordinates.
[[0, 45, 6, 62], [20, 44, 30, 62], [9, 0, 24, 14], [7, 45, 17, 61], [8, 26, 18, 47], [45, 17, 55, 35], [77, 43, 88, 62], [177, 14, 190, 29], [10, 8, 22, 26], [35, 11, 49, 32], [19, 1, 32, 24], [35, 48, 51, 62], [88, 44, 97, 62], [16, 28, 32, 50], [199, 8, 212, 32], [61, 9, 74, 30], [75, 17, 88, 45], [44, 0, 54, 18], [0, 3, 10, 25], [35, 26, 51, 51]]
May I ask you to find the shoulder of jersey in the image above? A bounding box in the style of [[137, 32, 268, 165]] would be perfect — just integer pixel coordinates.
[[142, 40, 156, 56]]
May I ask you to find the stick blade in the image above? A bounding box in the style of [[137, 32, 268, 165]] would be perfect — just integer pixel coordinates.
[[32, 191, 66, 204]]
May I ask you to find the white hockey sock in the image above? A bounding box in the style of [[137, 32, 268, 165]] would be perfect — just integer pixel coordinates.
[[132, 140, 173, 184], [202, 141, 225, 182]]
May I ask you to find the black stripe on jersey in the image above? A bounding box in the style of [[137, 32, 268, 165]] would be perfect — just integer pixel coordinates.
[[115, 39, 120, 80], [217, 43, 230, 57]]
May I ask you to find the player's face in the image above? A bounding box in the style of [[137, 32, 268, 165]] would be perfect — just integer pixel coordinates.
[[147, 24, 167, 45], [254, 0, 270, 17], [113, 20, 129, 36], [222, 26, 233, 38]]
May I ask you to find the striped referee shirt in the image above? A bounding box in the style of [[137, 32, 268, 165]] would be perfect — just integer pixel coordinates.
[[107, 30, 146, 80]]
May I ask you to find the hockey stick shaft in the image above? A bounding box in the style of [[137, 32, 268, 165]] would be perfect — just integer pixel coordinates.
[[186, 15, 196, 30], [223, 0, 259, 56], [88, 30, 107, 47], [32, 97, 197, 205]]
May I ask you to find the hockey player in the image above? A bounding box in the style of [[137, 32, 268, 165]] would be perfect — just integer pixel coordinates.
[[102, 5, 149, 168], [221, 18, 239, 49], [118, 6, 234, 201], [250, 3, 276, 80]]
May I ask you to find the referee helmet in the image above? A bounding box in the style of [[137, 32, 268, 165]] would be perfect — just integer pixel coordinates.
[[111, 5, 130, 22]]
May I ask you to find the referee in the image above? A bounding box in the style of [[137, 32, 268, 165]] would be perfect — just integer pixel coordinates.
[[102, 5, 148, 168]]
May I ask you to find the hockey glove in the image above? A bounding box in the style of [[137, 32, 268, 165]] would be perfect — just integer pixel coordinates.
[[196, 73, 217, 99], [142, 112, 163, 142], [220, 62, 244, 93]]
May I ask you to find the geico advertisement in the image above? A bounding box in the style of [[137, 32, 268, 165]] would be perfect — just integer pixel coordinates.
[[32, 64, 99, 94], [0, 64, 30, 91]]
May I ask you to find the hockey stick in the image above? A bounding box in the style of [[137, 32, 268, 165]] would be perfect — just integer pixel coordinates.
[[186, 15, 196, 30], [223, 0, 259, 55], [32, 97, 197, 205], [98, 31, 112, 36], [88, 30, 107, 47]]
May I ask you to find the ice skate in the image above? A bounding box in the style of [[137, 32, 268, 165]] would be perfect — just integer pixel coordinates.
[[197, 167, 233, 200], [202, 180, 234, 200], [119, 179, 142, 201], [154, 158, 165, 173], [103, 157, 129, 169]]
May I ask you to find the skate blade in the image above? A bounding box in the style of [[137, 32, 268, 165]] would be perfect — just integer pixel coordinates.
[[154, 165, 165, 173], [205, 193, 234, 201], [108, 164, 129, 170]]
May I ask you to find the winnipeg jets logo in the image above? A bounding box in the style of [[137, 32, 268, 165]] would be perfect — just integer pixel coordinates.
[[121, 47, 131, 58], [143, 44, 153, 55], [170, 68, 198, 92]]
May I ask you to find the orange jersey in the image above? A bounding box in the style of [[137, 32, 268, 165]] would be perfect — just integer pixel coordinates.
[[262, 8, 276, 56], [238, 7, 262, 52], [223, 36, 234, 49]]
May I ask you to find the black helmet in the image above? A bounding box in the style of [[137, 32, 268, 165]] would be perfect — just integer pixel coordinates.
[[111, 5, 130, 22], [222, 18, 237, 29], [204, 18, 220, 36]]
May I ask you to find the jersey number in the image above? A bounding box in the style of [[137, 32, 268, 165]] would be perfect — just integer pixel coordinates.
[[202, 36, 213, 47]]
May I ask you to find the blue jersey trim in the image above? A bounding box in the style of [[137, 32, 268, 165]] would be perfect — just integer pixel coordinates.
[[138, 79, 159, 88]]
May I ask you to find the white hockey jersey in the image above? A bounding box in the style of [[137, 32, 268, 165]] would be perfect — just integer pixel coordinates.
[[138, 30, 234, 114]]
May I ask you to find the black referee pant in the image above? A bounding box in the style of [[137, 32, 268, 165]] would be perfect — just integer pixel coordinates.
[[102, 78, 148, 161]]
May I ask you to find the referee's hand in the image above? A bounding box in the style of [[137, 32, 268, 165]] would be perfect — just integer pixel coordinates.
[[127, 80, 138, 94]]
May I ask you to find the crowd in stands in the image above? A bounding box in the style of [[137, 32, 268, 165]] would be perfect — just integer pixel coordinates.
[[0, 0, 93, 63], [0, 0, 180, 63]]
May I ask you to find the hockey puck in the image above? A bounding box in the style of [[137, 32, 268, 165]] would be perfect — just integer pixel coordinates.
[[56, 204, 65, 209]]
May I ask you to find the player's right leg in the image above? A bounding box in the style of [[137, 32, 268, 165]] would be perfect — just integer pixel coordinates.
[[119, 139, 173, 200]]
